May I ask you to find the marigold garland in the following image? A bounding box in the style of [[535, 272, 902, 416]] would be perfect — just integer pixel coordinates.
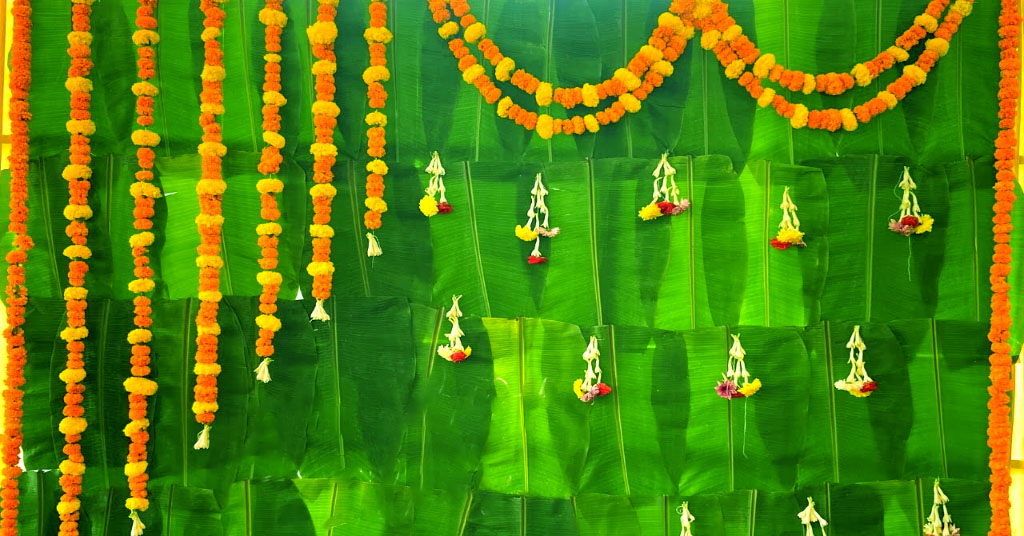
[[192, 0, 228, 450], [253, 0, 288, 383], [0, 1, 33, 534], [123, 0, 161, 532], [987, 0, 1018, 532], [57, 1, 97, 533], [307, 0, 341, 320], [363, 0, 390, 256]]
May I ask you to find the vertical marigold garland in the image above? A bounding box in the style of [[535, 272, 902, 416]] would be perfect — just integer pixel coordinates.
[[988, 0, 1019, 531], [363, 0, 391, 255], [123, 0, 161, 533], [254, 1, 288, 382], [0, 0, 33, 533], [57, 1, 97, 533], [307, 0, 340, 321], [192, 0, 228, 450]]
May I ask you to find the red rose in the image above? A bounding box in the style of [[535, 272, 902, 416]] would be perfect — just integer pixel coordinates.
[[770, 238, 791, 250], [597, 383, 612, 396], [450, 350, 467, 362], [657, 201, 675, 215], [438, 202, 453, 214], [861, 381, 877, 392], [900, 216, 919, 227], [528, 255, 547, 264]]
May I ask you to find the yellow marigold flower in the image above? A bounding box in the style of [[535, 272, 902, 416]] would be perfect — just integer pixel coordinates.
[[129, 232, 155, 248], [573, 378, 585, 399], [192, 401, 220, 414], [657, 12, 684, 32], [312, 60, 337, 75], [365, 111, 387, 126], [63, 287, 88, 301], [56, 499, 81, 516], [757, 88, 777, 108], [309, 142, 338, 157], [650, 60, 674, 77], [462, 64, 485, 84], [693, 2, 712, 19], [915, 214, 934, 234], [903, 64, 927, 85], [310, 183, 338, 198], [851, 63, 872, 86], [258, 7, 288, 26], [584, 114, 600, 133], [801, 73, 815, 94], [127, 328, 153, 344], [59, 416, 88, 435], [724, 59, 746, 79], [132, 30, 160, 46], [201, 65, 226, 82], [67, 31, 93, 45], [877, 90, 898, 109], [307, 21, 339, 45], [309, 224, 334, 238], [256, 314, 282, 332], [738, 378, 762, 397], [438, 21, 459, 39], [914, 14, 938, 32], [365, 196, 388, 214], [62, 164, 92, 181], [66, 76, 93, 93], [256, 222, 282, 236], [752, 53, 775, 78], [123, 419, 149, 436], [125, 498, 149, 512], [639, 44, 664, 63], [123, 377, 158, 396], [264, 53, 282, 63], [131, 129, 161, 147], [464, 22, 487, 43], [198, 290, 222, 302], [495, 57, 516, 81], [638, 201, 663, 221], [257, 270, 283, 286], [312, 100, 341, 118], [790, 104, 809, 129], [59, 460, 86, 476], [59, 368, 86, 384], [363, 26, 393, 44], [256, 178, 284, 194], [61, 326, 89, 342], [515, 225, 539, 241], [536, 114, 554, 139], [201, 27, 221, 42], [366, 159, 389, 175], [306, 261, 335, 276], [262, 90, 287, 107], [195, 214, 225, 227], [887, 46, 910, 62], [613, 68, 641, 91], [124, 461, 149, 479], [722, 24, 742, 42], [496, 96, 514, 118], [194, 363, 222, 376], [619, 93, 641, 114], [776, 228, 805, 244], [66, 119, 96, 136], [197, 141, 227, 157], [201, 102, 226, 115], [196, 255, 224, 268], [196, 179, 226, 196], [840, 108, 858, 131], [63, 244, 92, 259], [851, 388, 872, 398], [63, 204, 93, 221], [951, 0, 972, 15], [581, 84, 600, 107], [700, 29, 721, 50], [362, 65, 391, 85], [263, 131, 285, 149], [925, 38, 950, 56], [419, 195, 439, 217], [196, 323, 221, 336], [535, 82, 553, 106], [130, 181, 162, 199]]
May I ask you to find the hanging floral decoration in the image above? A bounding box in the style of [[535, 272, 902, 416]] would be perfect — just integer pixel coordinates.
[[436, 295, 471, 363], [307, 0, 340, 320], [192, 0, 228, 451], [573, 336, 612, 402], [716, 334, 761, 399], [515, 173, 559, 264], [639, 154, 691, 220], [834, 325, 876, 397], [0, 0, 32, 532], [797, 497, 828, 536], [123, 0, 162, 532], [419, 152, 452, 216], [888, 167, 934, 235], [363, 0, 391, 256], [253, 0, 288, 383], [677, 503, 695, 536], [923, 480, 960, 536], [770, 187, 805, 250], [57, 0, 99, 532]]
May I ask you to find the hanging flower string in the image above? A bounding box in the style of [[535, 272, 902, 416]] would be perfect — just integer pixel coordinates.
[[436, 295, 471, 363], [515, 173, 559, 264], [306, 0, 340, 320], [716, 334, 761, 399], [192, 0, 228, 451], [123, 0, 161, 532], [0, 1, 32, 533], [253, 0, 288, 383], [923, 480, 960, 536], [572, 336, 612, 402], [888, 167, 934, 235], [677, 503, 695, 536], [639, 154, 691, 220], [770, 186, 806, 250], [834, 325, 877, 397], [363, 0, 391, 256], [57, 1, 97, 533], [419, 152, 452, 216], [797, 497, 828, 536]]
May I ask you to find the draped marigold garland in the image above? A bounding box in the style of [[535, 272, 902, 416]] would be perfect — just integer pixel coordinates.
[[0, 1, 33, 534], [192, 0, 228, 450], [57, 1, 98, 533], [307, 0, 341, 320], [254, 0, 288, 383], [364, 0, 390, 256], [123, 1, 161, 533], [987, 0, 1019, 532]]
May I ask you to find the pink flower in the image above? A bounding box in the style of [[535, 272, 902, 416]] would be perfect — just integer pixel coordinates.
[[672, 199, 692, 214], [715, 379, 740, 399]]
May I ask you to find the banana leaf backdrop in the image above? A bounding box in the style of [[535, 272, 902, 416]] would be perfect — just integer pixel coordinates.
[[2, 0, 1015, 533]]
